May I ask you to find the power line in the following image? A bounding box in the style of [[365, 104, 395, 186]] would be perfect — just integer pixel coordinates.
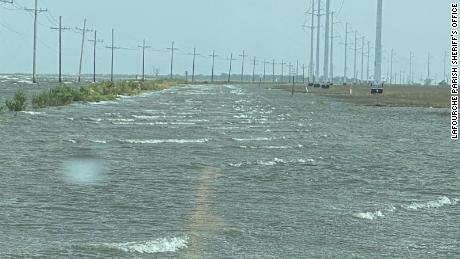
[[50, 15, 71, 82], [24, 0, 47, 83]]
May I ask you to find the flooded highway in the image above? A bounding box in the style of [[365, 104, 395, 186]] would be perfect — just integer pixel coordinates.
[[0, 77, 459, 258]]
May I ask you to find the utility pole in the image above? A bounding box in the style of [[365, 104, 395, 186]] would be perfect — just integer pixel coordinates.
[[361, 37, 365, 83], [323, 0, 331, 83], [50, 16, 70, 83], [427, 52, 431, 83], [209, 50, 217, 82], [280, 59, 285, 84], [167, 41, 179, 79], [25, 0, 47, 83], [302, 64, 305, 84], [191, 48, 199, 83], [272, 59, 276, 83], [296, 60, 299, 84], [109, 29, 115, 82], [239, 50, 248, 82], [353, 30, 358, 84], [76, 19, 93, 82], [390, 49, 394, 85], [105, 29, 124, 82], [367, 41, 370, 82], [138, 40, 151, 82], [343, 23, 351, 84], [374, 0, 383, 85], [263, 59, 268, 83], [252, 56, 257, 83], [227, 53, 237, 83], [88, 30, 103, 83], [288, 62, 293, 83], [409, 51, 413, 84]]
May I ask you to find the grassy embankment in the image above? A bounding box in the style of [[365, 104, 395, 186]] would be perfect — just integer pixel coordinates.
[[1, 79, 182, 111], [277, 83, 451, 108]]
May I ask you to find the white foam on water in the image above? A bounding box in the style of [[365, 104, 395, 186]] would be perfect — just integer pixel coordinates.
[[232, 137, 272, 142], [89, 139, 107, 144], [99, 237, 188, 254], [20, 111, 46, 115], [353, 210, 384, 220], [120, 138, 209, 144], [67, 139, 77, 144], [403, 196, 458, 211], [106, 118, 135, 122]]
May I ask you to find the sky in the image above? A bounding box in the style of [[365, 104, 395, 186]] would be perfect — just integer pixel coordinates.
[[0, 0, 450, 83]]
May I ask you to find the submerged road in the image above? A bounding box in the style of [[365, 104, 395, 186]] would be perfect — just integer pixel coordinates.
[[0, 79, 459, 258]]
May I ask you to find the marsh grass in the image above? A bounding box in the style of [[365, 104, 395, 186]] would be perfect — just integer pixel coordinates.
[[278, 84, 451, 108], [5, 90, 27, 111], [32, 79, 181, 109]]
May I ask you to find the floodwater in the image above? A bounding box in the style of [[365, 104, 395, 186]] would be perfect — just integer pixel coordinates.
[[0, 74, 459, 258]]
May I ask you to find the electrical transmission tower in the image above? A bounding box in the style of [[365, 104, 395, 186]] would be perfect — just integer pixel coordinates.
[[323, 0, 331, 83], [88, 30, 104, 82], [137, 40, 151, 81], [25, 0, 47, 83], [374, 0, 383, 85], [343, 23, 352, 84], [50, 16, 71, 82], [76, 19, 93, 82], [330, 11, 340, 84]]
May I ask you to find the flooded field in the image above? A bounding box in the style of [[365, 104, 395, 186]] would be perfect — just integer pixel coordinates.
[[0, 76, 459, 258]]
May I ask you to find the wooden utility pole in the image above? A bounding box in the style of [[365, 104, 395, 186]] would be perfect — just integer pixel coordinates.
[[50, 16, 70, 83], [288, 62, 293, 83], [167, 41, 179, 79], [105, 29, 122, 82], [138, 40, 151, 81], [252, 56, 256, 83], [263, 59, 269, 83], [272, 59, 276, 83], [227, 53, 237, 83], [390, 49, 394, 85], [209, 50, 217, 82], [192, 48, 199, 83], [361, 36, 365, 83], [25, 0, 47, 83], [239, 50, 248, 82], [280, 60, 285, 84], [88, 31, 103, 83], [367, 41, 370, 82], [302, 64, 305, 84], [76, 19, 93, 82], [353, 30, 358, 84]]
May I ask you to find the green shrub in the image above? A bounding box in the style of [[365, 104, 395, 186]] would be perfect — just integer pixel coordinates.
[[5, 90, 27, 111]]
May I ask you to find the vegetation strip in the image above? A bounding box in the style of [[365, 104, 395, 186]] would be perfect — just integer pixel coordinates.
[[2, 80, 182, 112]]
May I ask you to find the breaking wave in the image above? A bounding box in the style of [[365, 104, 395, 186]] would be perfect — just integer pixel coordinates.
[[403, 196, 459, 211], [353, 210, 384, 220], [99, 237, 188, 254], [120, 139, 209, 144]]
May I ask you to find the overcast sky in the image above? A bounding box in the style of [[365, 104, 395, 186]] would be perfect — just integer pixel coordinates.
[[0, 0, 449, 82]]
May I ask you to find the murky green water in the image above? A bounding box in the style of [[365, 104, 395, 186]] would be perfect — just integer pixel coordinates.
[[0, 75, 459, 258]]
